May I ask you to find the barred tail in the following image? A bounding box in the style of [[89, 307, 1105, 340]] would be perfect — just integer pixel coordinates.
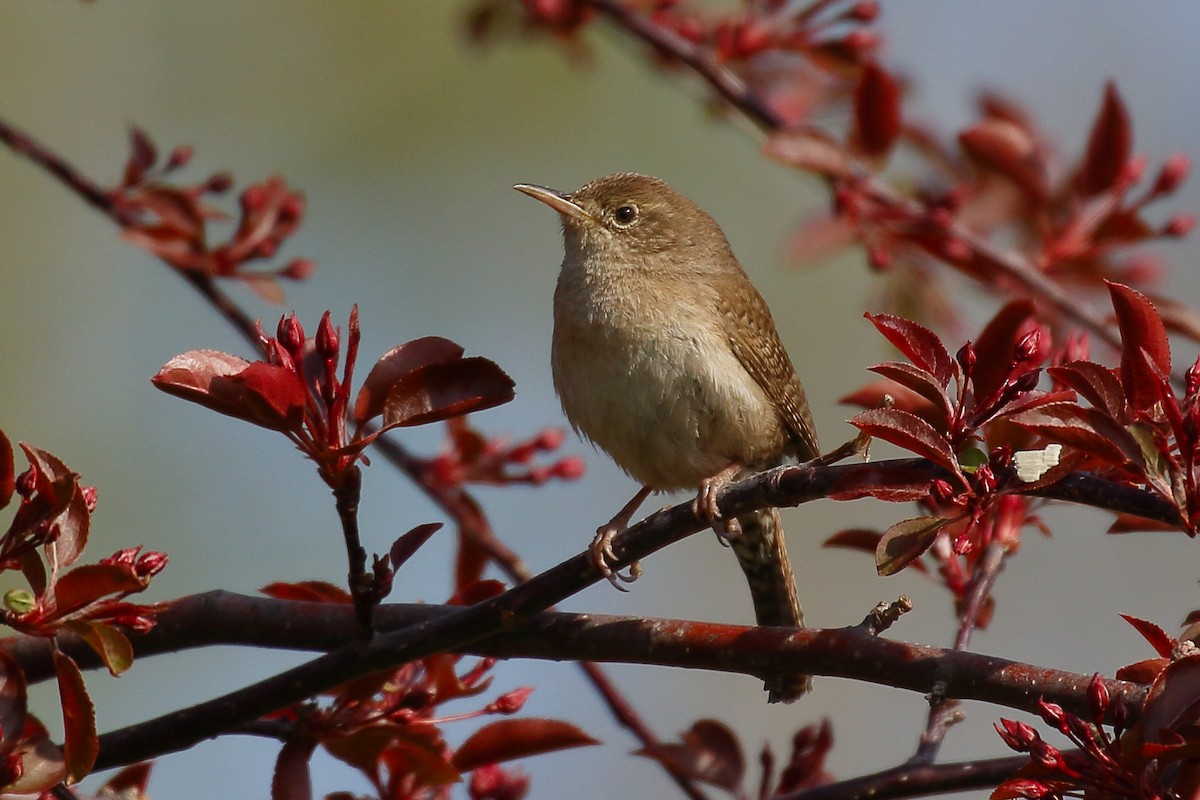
[[729, 507, 810, 702]]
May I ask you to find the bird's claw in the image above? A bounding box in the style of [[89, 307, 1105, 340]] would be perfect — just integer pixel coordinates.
[[591, 524, 642, 590], [694, 468, 742, 544]]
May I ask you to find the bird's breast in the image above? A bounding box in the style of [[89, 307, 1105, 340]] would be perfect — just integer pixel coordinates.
[[551, 268, 788, 489]]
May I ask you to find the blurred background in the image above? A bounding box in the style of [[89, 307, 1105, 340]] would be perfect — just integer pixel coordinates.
[[2, 2, 1200, 797]]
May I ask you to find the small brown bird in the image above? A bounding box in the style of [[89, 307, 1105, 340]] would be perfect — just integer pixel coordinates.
[[516, 173, 819, 701]]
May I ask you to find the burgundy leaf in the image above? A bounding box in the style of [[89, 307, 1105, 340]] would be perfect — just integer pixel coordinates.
[[958, 119, 1046, 200], [390, 522, 443, 571], [865, 313, 954, 386], [840, 380, 946, 431], [852, 62, 902, 159], [1121, 613, 1177, 658], [1077, 81, 1131, 196], [1139, 655, 1200, 741], [3, 718, 65, 794], [53, 650, 97, 783], [825, 529, 930, 574], [353, 336, 466, 426], [1048, 360, 1127, 419], [18, 445, 89, 568], [0, 428, 13, 510], [153, 350, 307, 432], [1107, 282, 1171, 413], [1093, 209, 1154, 246], [972, 300, 1037, 404], [876, 516, 948, 576], [271, 737, 316, 800], [1007, 402, 1144, 468], [1107, 513, 1182, 534], [637, 719, 745, 792], [868, 362, 952, 424], [451, 718, 599, 772], [130, 186, 205, 239], [850, 407, 963, 479], [1117, 657, 1170, 685], [762, 128, 851, 178], [826, 462, 936, 502], [0, 649, 27, 757], [383, 357, 515, 429], [102, 764, 154, 797], [52, 563, 147, 617], [260, 580, 352, 604], [123, 126, 157, 187]]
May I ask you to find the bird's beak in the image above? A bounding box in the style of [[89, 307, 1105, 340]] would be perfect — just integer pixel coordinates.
[[514, 183, 596, 225]]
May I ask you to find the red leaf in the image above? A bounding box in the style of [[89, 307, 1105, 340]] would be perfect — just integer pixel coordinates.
[[102, 763, 154, 796], [852, 63, 902, 159], [867, 362, 952, 424], [53, 651, 97, 783], [353, 337, 465, 426], [865, 313, 954, 386], [0, 428, 13, 510], [0, 649, 28, 757], [875, 516, 947, 576], [1048, 360, 1127, 419], [1007, 402, 1143, 468], [1121, 613, 1177, 658], [1077, 81, 1131, 196], [826, 462, 936, 502], [1139, 656, 1200, 740], [1107, 513, 1182, 534], [18, 445, 90, 569], [130, 186, 205, 239], [53, 563, 147, 617], [3, 718, 65, 794], [383, 357, 515, 428], [958, 119, 1046, 200], [850, 407, 963, 479], [972, 300, 1037, 404], [123, 126, 157, 187], [823, 529, 929, 573], [636, 719, 744, 792], [1117, 657, 1170, 684], [261, 580, 352, 604], [153, 350, 307, 433], [762, 129, 851, 178], [452, 718, 599, 772], [271, 737, 316, 800], [840, 380, 946, 431], [1107, 282, 1171, 413], [390, 523, 443, 571]]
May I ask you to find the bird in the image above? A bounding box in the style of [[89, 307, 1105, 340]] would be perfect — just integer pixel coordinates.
[[515, 173, 819, 701]]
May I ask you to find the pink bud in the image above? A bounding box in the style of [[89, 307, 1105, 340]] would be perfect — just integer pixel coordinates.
[[535, 428, 566, 451], [867, 245, 892, 271], [1087, 673, 1110, 718], [281, 258, 315, 280], [316, 311, 339, 358], [957, 341, 976, 374], [1015, 328, 1043, 363], [205, 172, 233, 194], [278, 313, 305, 352], [103, 546, 141, 567], [1152, 153, 1190, 195], [1037, 698, 1069, 732], [240, 184, 266, 213], [1118, 155, 1148, 186], [166, 146, 193, 170], [487, 686, 533, 715], [553, 457, 586, 481], [81, 485, 99, 513], [136, 550, 169, 578], [849, 1, 880, 22], [1164, 214, 1196, 238]]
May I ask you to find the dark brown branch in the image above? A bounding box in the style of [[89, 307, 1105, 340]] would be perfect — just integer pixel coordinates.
[[783, 754, 1029, 800], [6, 590, 1145, 772]]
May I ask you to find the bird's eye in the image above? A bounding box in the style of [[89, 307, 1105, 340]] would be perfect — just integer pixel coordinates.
[[612, 204, 638, 227]]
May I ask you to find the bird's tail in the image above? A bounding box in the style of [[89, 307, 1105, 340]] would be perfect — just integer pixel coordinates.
[[730, 507, 810, 702]]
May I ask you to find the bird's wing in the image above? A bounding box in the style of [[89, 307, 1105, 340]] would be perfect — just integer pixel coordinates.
[[716, 273, 820, 460]]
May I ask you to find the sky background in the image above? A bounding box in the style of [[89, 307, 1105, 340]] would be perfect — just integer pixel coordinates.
[[3, 2, 1200, 798]]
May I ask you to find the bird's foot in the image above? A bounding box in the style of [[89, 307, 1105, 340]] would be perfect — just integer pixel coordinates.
[[694, 465, 743, 545], [590, 485, 652, 591], [590, 524, 643, 590]]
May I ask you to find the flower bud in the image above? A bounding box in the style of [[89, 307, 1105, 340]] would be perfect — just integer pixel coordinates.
[[278, 313, 305, 353], [487, 686, 533, 715], [957, 341, 976, 374], [1152, 153, 1190, 196], [553, 456, 586, 481], [1015, 328, 1043, 363], [136, 550, 169, 578], [535, 428, 566, 451], [81, 485, 99, 513], [1164, 214, 1196, 238], [166, 146, 193, 170], [316, 311, 339, 358], [205, 172, 233, 194], [281, 258, 316, 280]]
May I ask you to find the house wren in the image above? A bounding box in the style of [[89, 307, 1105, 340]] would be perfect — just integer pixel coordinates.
[[515, 173, 819, 702]]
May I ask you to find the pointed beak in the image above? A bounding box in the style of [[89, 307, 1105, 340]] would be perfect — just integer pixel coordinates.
[[514, 183, 596, 225]]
